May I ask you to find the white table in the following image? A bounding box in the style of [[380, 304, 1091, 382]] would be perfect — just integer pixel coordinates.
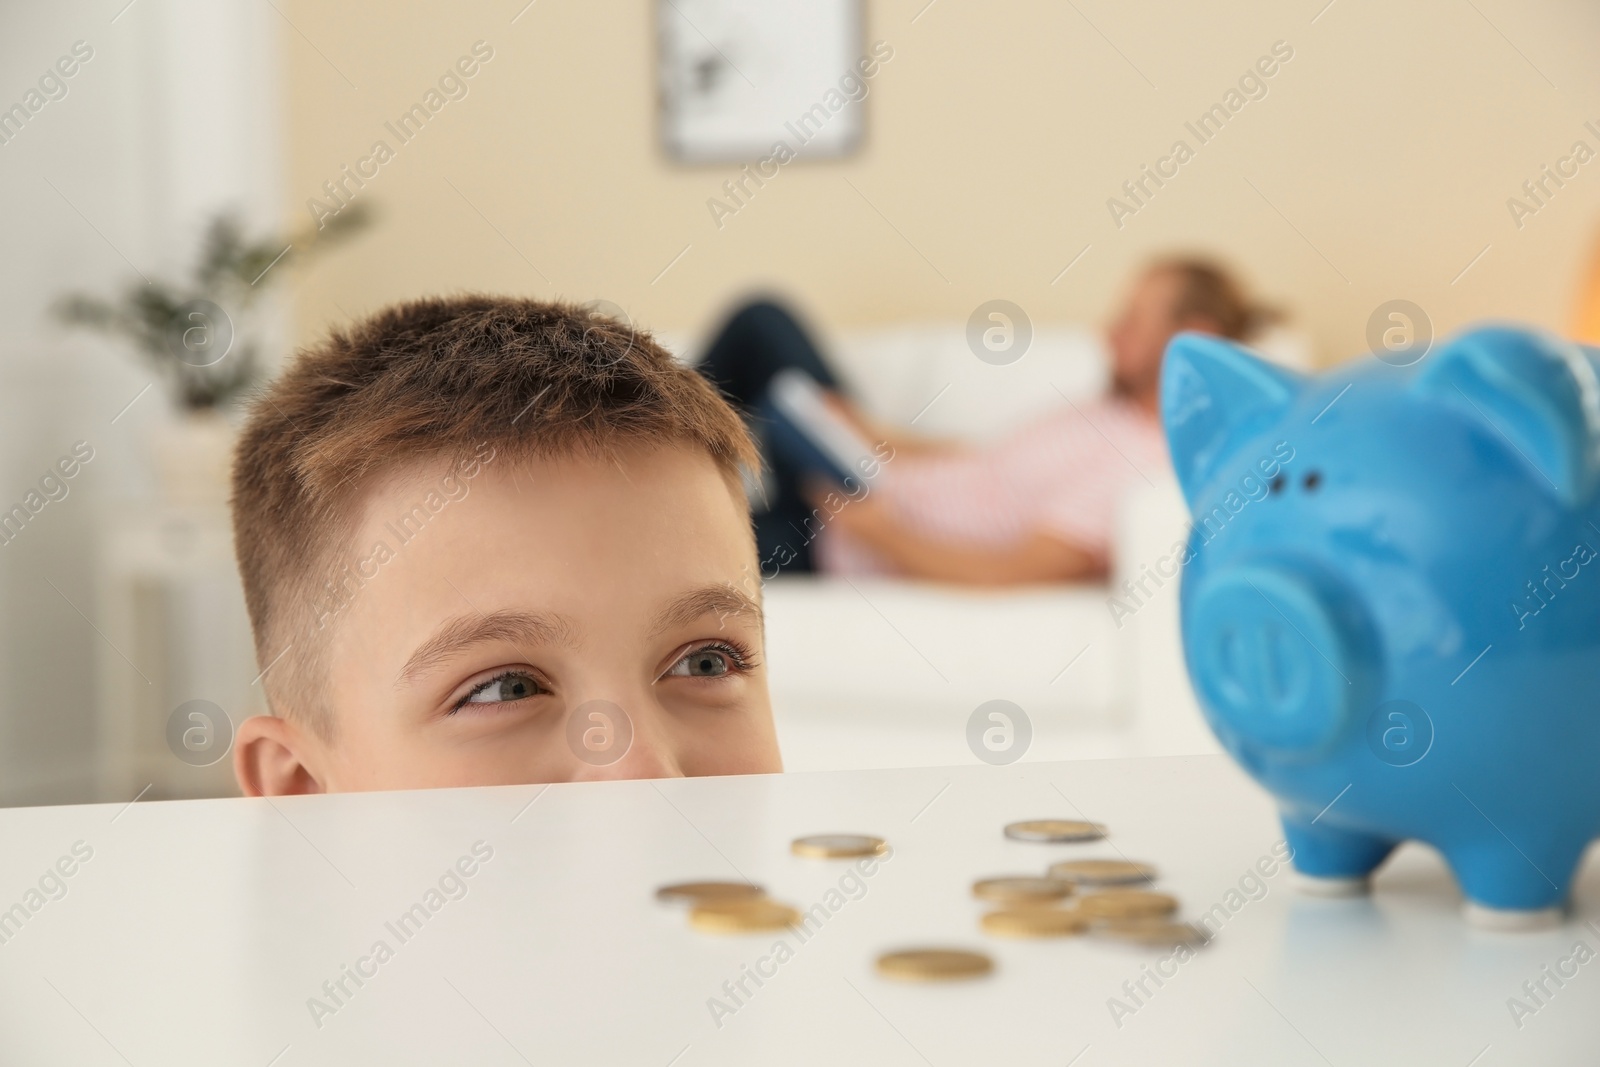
[[1, 754, 1595, 1065]]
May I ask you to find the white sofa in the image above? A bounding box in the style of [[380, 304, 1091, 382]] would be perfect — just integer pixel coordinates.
[[671, 319, 1312, 773]]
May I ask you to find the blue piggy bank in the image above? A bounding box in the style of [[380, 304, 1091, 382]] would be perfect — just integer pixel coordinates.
[[1162, 324, 1600, 928]]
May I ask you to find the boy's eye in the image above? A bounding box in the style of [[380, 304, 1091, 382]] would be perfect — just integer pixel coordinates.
[[459, 671, 543, 707], [666, 645, 736, 678]]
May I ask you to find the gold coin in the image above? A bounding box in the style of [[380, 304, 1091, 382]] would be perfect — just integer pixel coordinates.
[[655, 881, 766, 904], [876, 948, 995, 981], [791, 834, 888, 859], [1077, 890, 1179, 920], [1003, 819, 1106, 843], [971, 876, 1075, 904], [1048, 859, 1158, 886], [981, 908, 1091, 938], [1092, 917, 1209, 948], [689, 899, 802, 934]]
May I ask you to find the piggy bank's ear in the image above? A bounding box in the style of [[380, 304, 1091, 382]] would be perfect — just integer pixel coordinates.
[[1161, 332, 1304, 508], [1413, 326, 1600, 506]]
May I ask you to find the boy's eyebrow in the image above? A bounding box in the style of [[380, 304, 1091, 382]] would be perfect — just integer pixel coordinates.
[[397, 609, 577, 686], [650, 585, 762, 636]]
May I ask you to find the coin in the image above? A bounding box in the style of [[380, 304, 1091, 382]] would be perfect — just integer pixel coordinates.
[[1003, 819, 1106, 843], [876, 948, 994, 981], [981, 908, 1091, 938], [791, 834, 888, 859], [971, 876, 1075, 904], [1077, 890, 1179, 920], [1092, 917, 1209, 948], [656, 881, 766, 904], [689, 899, 802, 934], [1048, 859, 1158, 886]]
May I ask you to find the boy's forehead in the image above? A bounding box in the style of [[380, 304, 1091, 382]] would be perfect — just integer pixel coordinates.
[[336, 442, 760, 636]]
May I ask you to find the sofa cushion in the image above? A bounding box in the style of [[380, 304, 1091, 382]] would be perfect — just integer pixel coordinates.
[[829, 324, 1108, 442]]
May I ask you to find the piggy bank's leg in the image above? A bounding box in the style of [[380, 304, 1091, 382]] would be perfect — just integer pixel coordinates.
[[1446, 838, 1581, 930], [1281, 813, 1396, 896]]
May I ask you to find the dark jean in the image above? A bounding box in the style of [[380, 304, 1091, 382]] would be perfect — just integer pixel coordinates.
[[696, 300, 844, 574]]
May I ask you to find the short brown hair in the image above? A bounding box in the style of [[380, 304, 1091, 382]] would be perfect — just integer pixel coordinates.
[[231, 295, 758, 736], [1154, 257, 1279, 340]]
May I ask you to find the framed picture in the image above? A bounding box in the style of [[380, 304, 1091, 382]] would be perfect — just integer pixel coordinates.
[[658, 0, 865, 163]]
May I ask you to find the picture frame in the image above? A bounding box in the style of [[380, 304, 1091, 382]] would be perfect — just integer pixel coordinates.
[[657, 0, 865, 164]]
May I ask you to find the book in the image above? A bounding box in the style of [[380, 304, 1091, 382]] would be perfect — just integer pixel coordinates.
[[760, 369, 882, 488]]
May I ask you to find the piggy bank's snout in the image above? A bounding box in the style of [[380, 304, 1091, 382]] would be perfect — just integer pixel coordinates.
[[1189, 564, 1372, 756]]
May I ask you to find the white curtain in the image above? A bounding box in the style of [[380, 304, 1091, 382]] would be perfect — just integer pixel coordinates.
[[0, 0, 283, 804]]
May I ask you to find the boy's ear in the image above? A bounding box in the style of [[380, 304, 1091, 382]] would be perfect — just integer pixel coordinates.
[[234, 714, 327, 797]]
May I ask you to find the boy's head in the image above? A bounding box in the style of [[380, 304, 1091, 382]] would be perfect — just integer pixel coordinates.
[[230, 296, 781, 795]]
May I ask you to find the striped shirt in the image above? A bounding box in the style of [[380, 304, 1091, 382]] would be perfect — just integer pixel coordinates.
[[818, 398, 1167, 576]]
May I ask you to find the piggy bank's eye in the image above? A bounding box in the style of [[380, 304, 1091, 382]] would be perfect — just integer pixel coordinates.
[[1303, 471, 1323, 491], [1269, 474, 1286, 495]]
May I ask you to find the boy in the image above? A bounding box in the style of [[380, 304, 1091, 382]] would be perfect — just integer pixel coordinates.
[[229, 297, 783, 795]]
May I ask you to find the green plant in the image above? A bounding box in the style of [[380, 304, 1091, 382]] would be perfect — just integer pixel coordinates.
[[56, 204, 371, 410]]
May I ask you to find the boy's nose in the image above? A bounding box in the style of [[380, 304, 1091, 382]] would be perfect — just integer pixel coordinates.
[[563, 698, 683, 781]]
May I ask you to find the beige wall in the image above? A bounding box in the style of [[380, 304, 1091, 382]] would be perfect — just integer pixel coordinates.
[[282, 0, 1600, 366]]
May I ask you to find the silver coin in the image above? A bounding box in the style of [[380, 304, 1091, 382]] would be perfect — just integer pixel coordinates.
[[1003, 819, 1106, 843]]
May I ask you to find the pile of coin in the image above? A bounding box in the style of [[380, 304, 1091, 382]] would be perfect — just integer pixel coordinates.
[[656, 879, 805, 933], [659, 820, 1203, 985], [657, 833, 888, 936], [973, 819, 1206, 950]]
